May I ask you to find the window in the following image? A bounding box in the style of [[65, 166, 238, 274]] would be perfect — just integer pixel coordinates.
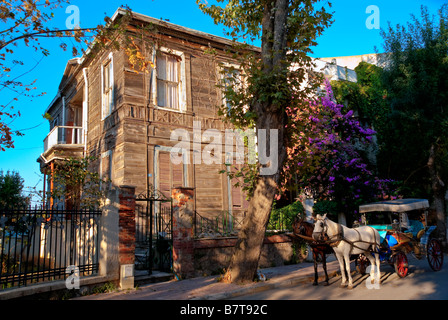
[[219, 63, 245, 114], [153, 48, 186, 111], [102, 53, 114, 119], [157, 52, 180, 109]]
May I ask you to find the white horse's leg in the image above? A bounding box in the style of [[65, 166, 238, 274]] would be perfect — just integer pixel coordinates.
[[366, 253, 377, 285], [344, 252, 354, 289], [365, 252, 381, 287], [375, 252, 381, 285], [335, 252, 347, 287]]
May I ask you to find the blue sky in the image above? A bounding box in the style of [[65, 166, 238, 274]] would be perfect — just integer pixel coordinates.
[[0, 0, 446, 204]]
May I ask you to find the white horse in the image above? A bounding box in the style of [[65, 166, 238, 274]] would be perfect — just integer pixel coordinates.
[[312, 214, 381, 289]]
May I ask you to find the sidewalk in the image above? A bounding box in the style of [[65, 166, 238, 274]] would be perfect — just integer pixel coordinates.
[[73, 259, 341, 300]]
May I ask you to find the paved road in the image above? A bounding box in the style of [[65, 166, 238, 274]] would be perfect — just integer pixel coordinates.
[[232, 255, 448, 300]]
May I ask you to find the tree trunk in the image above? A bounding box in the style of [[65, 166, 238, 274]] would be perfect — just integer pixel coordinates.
[[223, 110, 287, 283], [221, 175, 279, 283], [428, 143, 447, 245], [222, 0, 289, 284]]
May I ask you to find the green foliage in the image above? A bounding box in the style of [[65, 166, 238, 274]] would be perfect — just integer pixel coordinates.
[[268, 200, 304, 231], [0, 170, 30, 208], [376, 4, 448, 198], [51, 157, 105, 209], [220, 163, 259, 199], [312, 200, 338, 220], [91, 282, 117, 294], [331, 61, 389, 134]]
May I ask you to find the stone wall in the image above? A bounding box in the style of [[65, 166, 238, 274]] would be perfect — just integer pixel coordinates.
[[192, 234, 295, 277], [172, 187, 299, 279]]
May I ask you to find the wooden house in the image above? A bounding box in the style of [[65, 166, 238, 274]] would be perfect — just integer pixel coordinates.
[[37, 9, 254, 221]]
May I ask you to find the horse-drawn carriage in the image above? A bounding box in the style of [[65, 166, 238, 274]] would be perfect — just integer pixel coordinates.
[[308, 198, 444, 288], [355, 198, 444, 278]]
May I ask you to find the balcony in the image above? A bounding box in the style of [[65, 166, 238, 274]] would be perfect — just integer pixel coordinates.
[[40, 126, 85, 166], [44, 126, 84, 152]]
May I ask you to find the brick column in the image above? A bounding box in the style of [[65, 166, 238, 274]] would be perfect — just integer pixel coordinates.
[[172, 187, 195, 279], [118, 185, 136, 289]]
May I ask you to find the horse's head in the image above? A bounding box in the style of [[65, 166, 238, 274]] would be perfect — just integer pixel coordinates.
[[293, 215, 318, 238], [312, 213, 328, 241], [292, 215, 306, 235]]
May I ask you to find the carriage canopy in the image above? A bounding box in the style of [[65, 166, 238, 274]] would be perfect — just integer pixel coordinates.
[[359, 199, 429, 214]]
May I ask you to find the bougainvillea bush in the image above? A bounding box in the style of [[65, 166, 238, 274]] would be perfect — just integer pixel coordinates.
[[280, 81, 400, 223]]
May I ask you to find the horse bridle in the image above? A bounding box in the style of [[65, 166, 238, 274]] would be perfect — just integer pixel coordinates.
[[313, 216, 330, 241], [313, 216, 343, 246]]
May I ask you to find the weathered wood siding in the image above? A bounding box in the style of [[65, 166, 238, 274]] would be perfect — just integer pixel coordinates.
[[49, 18, 250, 219]]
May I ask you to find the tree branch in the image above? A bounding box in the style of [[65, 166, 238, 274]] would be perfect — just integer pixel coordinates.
[[0, 27, 97, 51]]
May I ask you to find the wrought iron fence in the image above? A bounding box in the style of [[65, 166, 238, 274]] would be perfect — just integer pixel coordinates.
[[194, 211, 244, 238], [194, 207, 297, 239], [0, 206, 101, 290]]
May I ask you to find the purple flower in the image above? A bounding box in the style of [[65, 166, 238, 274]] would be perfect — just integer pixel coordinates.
[[345, 110, 354, 118]]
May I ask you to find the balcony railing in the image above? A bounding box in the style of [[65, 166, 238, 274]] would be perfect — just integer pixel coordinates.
[[43, 126, 84, 153]]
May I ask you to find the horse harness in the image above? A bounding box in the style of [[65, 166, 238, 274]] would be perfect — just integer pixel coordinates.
[[318, 219, 379, 254], [321, 222, 344, 248]]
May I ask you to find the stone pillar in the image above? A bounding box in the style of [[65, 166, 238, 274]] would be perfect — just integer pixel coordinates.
[[99, 188, 119, 279], [172, 187, 195, 279], [338, 212, 347, 226], [118, 185, 136, 289]]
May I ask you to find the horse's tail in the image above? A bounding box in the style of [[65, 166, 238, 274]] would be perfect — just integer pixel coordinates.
[[369, 226, 381, 253], [371, 227, 381, 253]]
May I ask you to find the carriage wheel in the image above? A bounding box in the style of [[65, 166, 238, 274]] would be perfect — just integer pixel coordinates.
[[394, 251, 408, 278], [427, 239, 444, 272], [356, 254, 370, 275]]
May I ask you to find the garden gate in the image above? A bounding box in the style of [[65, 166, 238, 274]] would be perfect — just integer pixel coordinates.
[[134, 188, 173, 275]]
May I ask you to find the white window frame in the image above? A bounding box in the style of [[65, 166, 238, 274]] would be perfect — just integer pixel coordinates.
[[152, 47, 187, 113], [101, 52, 114, 120], [218, 62, 247, 114]]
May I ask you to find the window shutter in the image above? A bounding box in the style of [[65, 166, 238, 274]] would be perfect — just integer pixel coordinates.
[[158, 151, 171, 197], [173, 162, 183, 187], [108, 61, 114, 114], [101, 54, 114, 119]]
